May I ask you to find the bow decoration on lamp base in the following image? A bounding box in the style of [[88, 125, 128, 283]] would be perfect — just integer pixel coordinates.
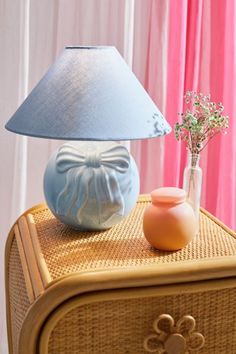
[[44, 141, 140, 230]]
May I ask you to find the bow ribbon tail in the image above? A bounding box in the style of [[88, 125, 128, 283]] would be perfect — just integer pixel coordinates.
[[56, 168, 78, 216], [56, 166, 90, 223], [75, 168, 94, 224], [93, 166, 125, 224]]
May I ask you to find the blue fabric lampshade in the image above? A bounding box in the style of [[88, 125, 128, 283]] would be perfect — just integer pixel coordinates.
[[5, 46, 171, 140]]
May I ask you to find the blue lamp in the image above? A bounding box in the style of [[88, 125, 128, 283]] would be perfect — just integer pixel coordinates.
[[5, 46, 171, 230]]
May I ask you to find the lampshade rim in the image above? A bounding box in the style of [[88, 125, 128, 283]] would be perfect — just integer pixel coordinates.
[[5, 123, 171, 141]]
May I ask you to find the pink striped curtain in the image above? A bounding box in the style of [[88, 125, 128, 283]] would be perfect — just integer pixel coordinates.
[[132, 0, 236, 230]]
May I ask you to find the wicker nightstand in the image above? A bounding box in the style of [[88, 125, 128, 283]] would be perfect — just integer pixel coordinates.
[[5, 196, 236, 354]]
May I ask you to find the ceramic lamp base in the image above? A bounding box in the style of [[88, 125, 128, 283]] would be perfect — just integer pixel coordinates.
[[44, 141, 140, 230]]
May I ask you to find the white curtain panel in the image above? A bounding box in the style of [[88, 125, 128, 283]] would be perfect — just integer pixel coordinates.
[[131, 0, 169, 190], [0, 1, 166, 351]]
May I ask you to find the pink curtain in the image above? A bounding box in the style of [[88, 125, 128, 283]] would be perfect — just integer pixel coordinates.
[[132, 0, 236, 230]]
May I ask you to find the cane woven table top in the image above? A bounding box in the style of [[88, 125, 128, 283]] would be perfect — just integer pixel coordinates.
[[13, 195, 236, 289], [31, 197, 235, 279]]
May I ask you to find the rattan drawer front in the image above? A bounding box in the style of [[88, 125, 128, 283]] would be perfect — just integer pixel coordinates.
[[40, 284, 236, 354]]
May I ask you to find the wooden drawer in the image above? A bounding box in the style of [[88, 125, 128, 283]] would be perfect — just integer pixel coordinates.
[[5, 196, 236, 354]]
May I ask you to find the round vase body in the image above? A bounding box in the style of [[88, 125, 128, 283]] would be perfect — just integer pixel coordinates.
[[143, 187, 196, 251], [44, 141, 140, 230]]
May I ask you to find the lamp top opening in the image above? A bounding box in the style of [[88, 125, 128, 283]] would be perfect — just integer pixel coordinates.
[[65, 46, 114, 50]]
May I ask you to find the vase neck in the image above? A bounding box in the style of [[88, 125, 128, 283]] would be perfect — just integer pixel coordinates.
[[188, 153, 200, 168]]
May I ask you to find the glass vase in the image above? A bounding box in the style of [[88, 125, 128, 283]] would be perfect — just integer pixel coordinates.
[[183, 153, 202, 225]]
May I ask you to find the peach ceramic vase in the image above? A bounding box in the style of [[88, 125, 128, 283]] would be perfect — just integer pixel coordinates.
[[143, 187, 197, 251]]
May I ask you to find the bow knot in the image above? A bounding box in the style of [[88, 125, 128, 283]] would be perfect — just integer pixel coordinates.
[[85, 152, 101, 168]]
